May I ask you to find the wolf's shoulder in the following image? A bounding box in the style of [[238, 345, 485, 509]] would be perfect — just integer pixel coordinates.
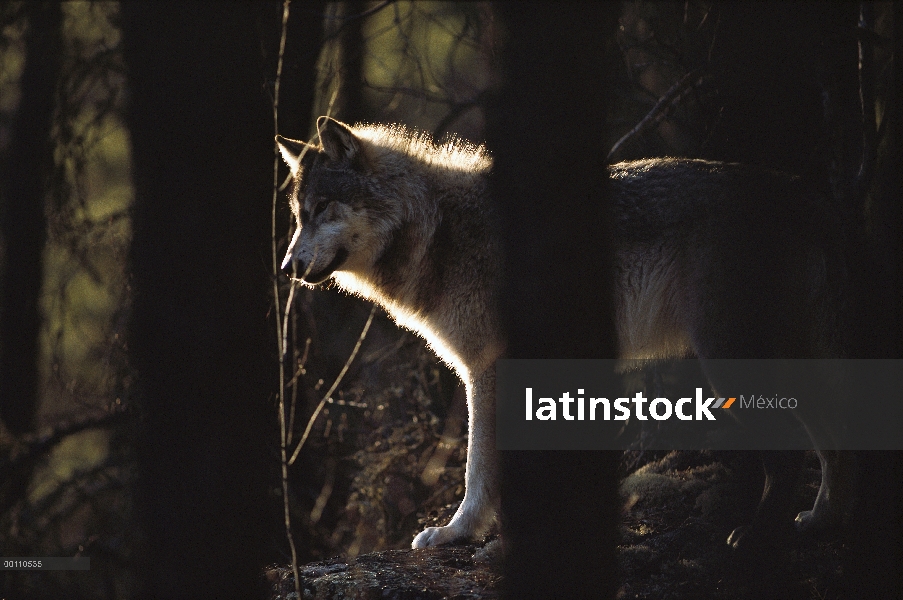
[[352, 122, 492, 174]]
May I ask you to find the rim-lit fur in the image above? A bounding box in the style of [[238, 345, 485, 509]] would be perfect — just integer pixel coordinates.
[[279, 118, 504, 548], [278, 120, 847, 550]]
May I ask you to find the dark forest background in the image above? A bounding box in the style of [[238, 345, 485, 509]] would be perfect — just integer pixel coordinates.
[[0, 2, 900, 599]]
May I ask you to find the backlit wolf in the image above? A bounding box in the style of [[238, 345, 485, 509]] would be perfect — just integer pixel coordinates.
[[277, 117, 848, 550]]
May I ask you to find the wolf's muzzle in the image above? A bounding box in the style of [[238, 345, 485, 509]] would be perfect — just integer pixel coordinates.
[[282, 248, 348, 284]]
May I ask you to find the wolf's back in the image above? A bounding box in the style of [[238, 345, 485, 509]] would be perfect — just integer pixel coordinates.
[[608, 158, 843, 360]]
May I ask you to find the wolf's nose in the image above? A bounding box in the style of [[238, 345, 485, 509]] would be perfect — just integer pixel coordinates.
[[282, 229, 302, 275], [281, 255, 302, 277]]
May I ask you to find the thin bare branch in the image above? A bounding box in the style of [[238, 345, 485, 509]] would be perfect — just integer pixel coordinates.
[[270, 1, 301, 596], [286, 335, 310, 447], [323, 0, 393, 23], [607, 68, 706, 163], [289, 304, 376, 466], [319, 0, 394, 45], [363, 83, 449, 105], [0, 410, 128, 478], [433, 91, 487, 138], [854, 1, 876, 203]]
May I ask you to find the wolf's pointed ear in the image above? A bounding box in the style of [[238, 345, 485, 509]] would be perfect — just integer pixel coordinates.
[[276, 135, 312, 176], [317, 116, 361, 164]]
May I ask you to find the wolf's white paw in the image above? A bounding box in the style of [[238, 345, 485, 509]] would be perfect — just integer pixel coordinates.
[[412, 525, 466, 549], [795, 508, 838, 534]]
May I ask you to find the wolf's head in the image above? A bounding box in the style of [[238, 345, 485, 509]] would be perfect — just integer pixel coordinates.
[[276, 117, 401, 285]]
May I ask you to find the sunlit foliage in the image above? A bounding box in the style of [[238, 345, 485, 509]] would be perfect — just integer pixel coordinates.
[[41, 1, 131, 419]]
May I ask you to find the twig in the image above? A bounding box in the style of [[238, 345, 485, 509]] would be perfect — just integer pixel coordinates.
[[318, 1, 394, 47], [322, 0, 393, 23], [364, 82, 455, 105], [286, 336, 311, 447], [289, 304, 376, 466], [433, 91, 487, 139], [270, 2, 301, 597], [607, 68, 706, 163], [0, 411, 128, 479], [285, 337, 312, 392], [853, 1, 876, 205], [281, 279, 297, 361]]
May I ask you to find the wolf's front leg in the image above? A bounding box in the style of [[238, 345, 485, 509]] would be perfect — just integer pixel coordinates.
[[412, 367, 498, 548]]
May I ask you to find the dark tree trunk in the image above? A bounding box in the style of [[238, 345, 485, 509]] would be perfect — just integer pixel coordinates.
[[315, 0, 366, 125], [336, 0, 366, 123], [271, 1, 330, 138], [705, 1, 858, 174], [122, 3, 278, 598], [0, 1, 62, 435], [844, 4, 903, 597], [485, 4, 620, 599], [708, 3, 903, 594]]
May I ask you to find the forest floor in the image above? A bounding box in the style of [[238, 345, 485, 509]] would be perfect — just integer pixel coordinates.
[[268, 449, 850, 600]]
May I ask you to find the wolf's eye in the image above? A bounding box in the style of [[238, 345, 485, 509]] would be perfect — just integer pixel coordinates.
[[313, 199, 330, 218]]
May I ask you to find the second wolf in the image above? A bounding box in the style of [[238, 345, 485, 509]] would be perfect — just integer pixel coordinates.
[[277, 117, 848, 550]]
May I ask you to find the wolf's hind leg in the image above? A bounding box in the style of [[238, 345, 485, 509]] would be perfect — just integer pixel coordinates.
[[794, 380, 855, 534], [727, 450, 804, 551], [795, 449, 854, 533], [413, 368, 498, 548]]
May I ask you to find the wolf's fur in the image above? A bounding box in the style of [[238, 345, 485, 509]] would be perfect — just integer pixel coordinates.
[[278, 117, 849, 550]]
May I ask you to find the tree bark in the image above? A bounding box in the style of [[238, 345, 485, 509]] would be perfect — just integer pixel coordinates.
[[486, 4, 620, 599], [0, 1, 62, 435], [844, 4, 903, 597], [122, 3, 278, 597]]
